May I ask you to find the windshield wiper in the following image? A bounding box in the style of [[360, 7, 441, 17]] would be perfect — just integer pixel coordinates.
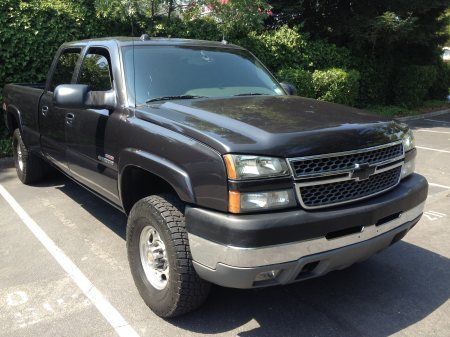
[[233, 93, 269, 97], [145, 95, 207, 103]]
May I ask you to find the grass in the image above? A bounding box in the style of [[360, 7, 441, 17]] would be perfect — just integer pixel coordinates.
[[0, 136, 12, 158], [0, 121, 12, 158], [368, 99, 450, 117]]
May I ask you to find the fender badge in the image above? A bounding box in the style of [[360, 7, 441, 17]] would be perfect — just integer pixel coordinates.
[[98, 154, 114, 166]]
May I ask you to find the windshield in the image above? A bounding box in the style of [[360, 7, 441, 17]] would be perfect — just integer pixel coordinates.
[[122, 45, 284, 105]]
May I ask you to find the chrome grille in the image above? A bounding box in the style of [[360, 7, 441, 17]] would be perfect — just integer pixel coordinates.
[[290, 142, 405, 209], [291, 143, 403, 177], [299, 167, 401, 208]]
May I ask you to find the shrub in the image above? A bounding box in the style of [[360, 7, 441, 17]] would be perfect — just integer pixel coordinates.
[[306, 40, 351, 70], [277, 68, 314, 97], [393, 65, 438, 108], [0, 0, 127, 95], [0, 117, 11, 158], [237, 26, 351, 73], [355, 58, 395, 107], [312, 68, 361, 106], [428, 61, 450, 100]]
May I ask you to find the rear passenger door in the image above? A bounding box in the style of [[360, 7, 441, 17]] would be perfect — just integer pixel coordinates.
[[65, 47, 120, 203], [39, 48, 81, 171]]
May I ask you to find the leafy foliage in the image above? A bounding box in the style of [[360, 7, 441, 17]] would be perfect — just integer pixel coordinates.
[[0, 0, 448, 135], [0, 0, 128, 97], [0, 118, 11, 158], [393, 65, 438, 108], [312, 68, 361, 106], [197, 0, 271, 38], [277, 68, 314, 98], [237, 26, 350, 73], [268, 0, 450, 105]]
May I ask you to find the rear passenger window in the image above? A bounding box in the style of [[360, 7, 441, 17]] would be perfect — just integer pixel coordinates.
[[78, 48, 112, 91], [49, 49, 81, 92]]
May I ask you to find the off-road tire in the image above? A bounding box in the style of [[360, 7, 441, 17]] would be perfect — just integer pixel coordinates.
[[126, 194, 211, 318], [12, 129, 47, 184]]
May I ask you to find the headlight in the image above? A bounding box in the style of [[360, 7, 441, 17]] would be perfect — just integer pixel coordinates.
[[228, 189, 296, 213], [402, 129, 415, 152], [224, 154, 290, 180]]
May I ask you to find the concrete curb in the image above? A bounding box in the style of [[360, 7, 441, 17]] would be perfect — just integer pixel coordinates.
[[396, 109, 450, 122]]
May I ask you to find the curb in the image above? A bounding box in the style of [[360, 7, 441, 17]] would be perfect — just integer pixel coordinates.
[[396, 108, 450, 122]]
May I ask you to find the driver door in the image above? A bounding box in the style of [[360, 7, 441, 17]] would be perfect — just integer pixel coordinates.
[[65, 47, 120, 203]]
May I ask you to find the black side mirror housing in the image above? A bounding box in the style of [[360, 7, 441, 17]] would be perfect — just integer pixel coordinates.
[[280, 82, 298, 96], [54, 84, 116, 110]]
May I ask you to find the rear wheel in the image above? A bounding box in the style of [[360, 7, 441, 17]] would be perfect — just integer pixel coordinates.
[[12, 129, 47, 184], [126, 194, 210, 318]]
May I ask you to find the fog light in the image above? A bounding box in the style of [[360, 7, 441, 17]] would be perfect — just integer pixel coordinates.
[[254, 270, 280, 282], [401, 158, 415, 179]]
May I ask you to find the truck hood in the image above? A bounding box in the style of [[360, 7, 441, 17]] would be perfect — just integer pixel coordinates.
[[135, 96, 407, 157]]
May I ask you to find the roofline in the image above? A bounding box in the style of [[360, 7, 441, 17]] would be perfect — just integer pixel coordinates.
[[61, 37, 246, 50]]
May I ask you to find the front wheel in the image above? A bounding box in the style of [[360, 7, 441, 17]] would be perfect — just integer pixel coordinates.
[[126, 194, 210, 318]]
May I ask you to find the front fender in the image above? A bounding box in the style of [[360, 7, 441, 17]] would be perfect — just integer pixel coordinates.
[[118, 148, 196, 204]]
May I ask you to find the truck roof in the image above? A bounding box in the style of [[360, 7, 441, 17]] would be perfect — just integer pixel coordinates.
[[63, 36, 245, 50]]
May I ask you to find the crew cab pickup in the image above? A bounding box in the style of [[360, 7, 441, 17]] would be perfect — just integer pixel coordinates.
[[2, 36, 428, 317]]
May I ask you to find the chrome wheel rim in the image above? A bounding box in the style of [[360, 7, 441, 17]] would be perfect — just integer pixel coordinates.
[[17, 143, 24, 172], [139, 225, 169, 290]]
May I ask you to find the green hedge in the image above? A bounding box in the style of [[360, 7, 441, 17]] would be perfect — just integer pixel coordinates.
[[428, 61, 450, 100], [0, 4, 448, 112], [393, 65, 438, 108], [0, 0, 128, 95], [312, 68, 361, 106], [236, 26, 351, 74], [277, 68, 314, 98]]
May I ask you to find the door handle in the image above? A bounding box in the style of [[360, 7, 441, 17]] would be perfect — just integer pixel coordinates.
[[65, 113, 75, 126], [41, 106, 49, 117]]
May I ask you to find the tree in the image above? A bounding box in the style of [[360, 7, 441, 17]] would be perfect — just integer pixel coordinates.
[[195, 0, 272, 38]]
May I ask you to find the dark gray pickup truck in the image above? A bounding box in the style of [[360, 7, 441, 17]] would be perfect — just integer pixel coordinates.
[[2, 36, 428, 317]]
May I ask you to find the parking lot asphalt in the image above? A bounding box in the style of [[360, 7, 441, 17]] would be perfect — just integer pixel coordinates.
[[0, 111, 449, 337]]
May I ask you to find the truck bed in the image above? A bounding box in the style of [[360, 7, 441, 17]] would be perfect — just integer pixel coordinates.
[[3, 83, 45, 147]]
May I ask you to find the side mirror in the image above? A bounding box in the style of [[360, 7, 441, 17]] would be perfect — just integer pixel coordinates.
[[280, 82, 297, 96], [54, 84, 116, 110]]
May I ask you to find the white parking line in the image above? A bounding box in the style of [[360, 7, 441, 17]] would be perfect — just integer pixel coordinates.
[[416, 129, 450, 135], [0, 185, 139, 337], [416, 146, 450, 154], [429, 182, 450, 190]]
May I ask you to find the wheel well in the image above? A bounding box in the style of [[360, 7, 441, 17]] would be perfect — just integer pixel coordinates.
[[6, 111, 19, 135], [120, 166, 179, 214]]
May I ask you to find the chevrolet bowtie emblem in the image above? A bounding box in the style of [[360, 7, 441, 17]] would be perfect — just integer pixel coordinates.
[[351, 163, 376, 181]]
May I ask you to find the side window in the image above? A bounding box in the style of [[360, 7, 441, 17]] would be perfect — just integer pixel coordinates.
[[78, 48, 112, 91], [49, 49, 81, 92]]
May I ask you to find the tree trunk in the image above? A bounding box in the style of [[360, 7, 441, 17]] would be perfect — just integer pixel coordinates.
[[168, 0, 174, 21]]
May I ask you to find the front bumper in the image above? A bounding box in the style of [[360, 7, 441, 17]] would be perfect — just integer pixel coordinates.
[[186, 174, 428, 288]]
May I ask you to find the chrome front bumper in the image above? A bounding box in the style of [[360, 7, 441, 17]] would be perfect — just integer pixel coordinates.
[[189, 202, 425, 288]]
